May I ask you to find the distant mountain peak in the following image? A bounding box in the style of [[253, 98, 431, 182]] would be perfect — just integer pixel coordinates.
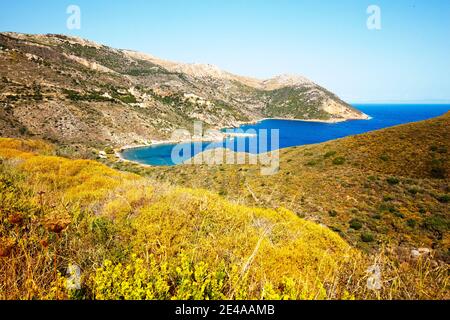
[[172, 63, 233, 79], [0, 32, 368, 147], [261, 74, 314, 90], [271, 73, 313, 85], [122, 47, 314, 89]]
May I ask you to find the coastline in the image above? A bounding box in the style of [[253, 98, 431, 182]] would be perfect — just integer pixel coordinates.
[[219, 114, 370, 130], [114, 115, 369, 165]]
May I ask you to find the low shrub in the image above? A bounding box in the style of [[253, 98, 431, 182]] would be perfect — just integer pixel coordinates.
[[430, 166, 446, 179], [408, 187, 419, 195], [324, 151, 336, 158], [349, 219, 363, 230], [386, 177, 400, 185], [436, 194, 449, 203], [305, 160, 318, 167], [360, 233, 375, 243], [329, 210, 338, 217], [423, 216, 449, 233], [371, 213, 382, 220], [332, 157, 345, 165], [406, 219, 417, 228]]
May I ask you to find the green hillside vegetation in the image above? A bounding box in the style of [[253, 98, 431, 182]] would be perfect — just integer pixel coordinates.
[[117, 112, 450, 261], [0, 138, 447, 299], [263, 87, 331, 119]]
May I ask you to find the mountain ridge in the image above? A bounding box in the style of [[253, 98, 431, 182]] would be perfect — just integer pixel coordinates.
[[122, 49, 315, 90], [0, 32, 367, 148]]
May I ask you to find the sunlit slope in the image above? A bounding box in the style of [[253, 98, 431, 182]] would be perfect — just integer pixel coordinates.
[[0, 137, 360, 299], [321, 111, 449, 179], [138, 112, 450, 258], [0, 32, 366, 147], [1, 137, 448, 299]]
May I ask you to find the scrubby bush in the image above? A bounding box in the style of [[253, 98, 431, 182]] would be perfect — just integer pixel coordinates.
[[430, 166, 446, 179], [360, 233, 374, 243], [392, 210, 405, 219], [63, 89, 113, 102], [386, 177, 400, 185], [406, 219, 417, 228], [19, 126, 29, 135], [305, 160, 318, 166], [408, 187, 419, 195], [324, 151, 336, 158], [332, 157, 345, 165], [371, 213, 382, 220], [349, 219, 363, 230], [423, 216, 449, 233], [329, 210, 338, 217], [436, 194, 449, 203], [116, 94, 137, 104]]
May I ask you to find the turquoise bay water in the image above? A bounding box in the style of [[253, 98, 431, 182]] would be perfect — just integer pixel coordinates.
[[120, 104, 450, 166]]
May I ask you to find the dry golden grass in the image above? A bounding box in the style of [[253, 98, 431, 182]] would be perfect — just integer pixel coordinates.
[[135, 112, 449, 260], [0, 136, 448, 300]]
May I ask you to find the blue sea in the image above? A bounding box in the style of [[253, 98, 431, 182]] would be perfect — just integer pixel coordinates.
[[120, 104, 450, 166]]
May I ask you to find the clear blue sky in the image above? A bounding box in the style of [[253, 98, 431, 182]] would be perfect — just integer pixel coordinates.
[[1, 0, 449, 103]]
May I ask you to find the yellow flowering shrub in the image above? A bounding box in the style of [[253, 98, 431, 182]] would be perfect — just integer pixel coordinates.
[[1, 137, 448, 300], [128, 188, 358, 297], [0, 138, 53, 155], [94, 254, 170, 300], [93, 253, 314, 300]]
